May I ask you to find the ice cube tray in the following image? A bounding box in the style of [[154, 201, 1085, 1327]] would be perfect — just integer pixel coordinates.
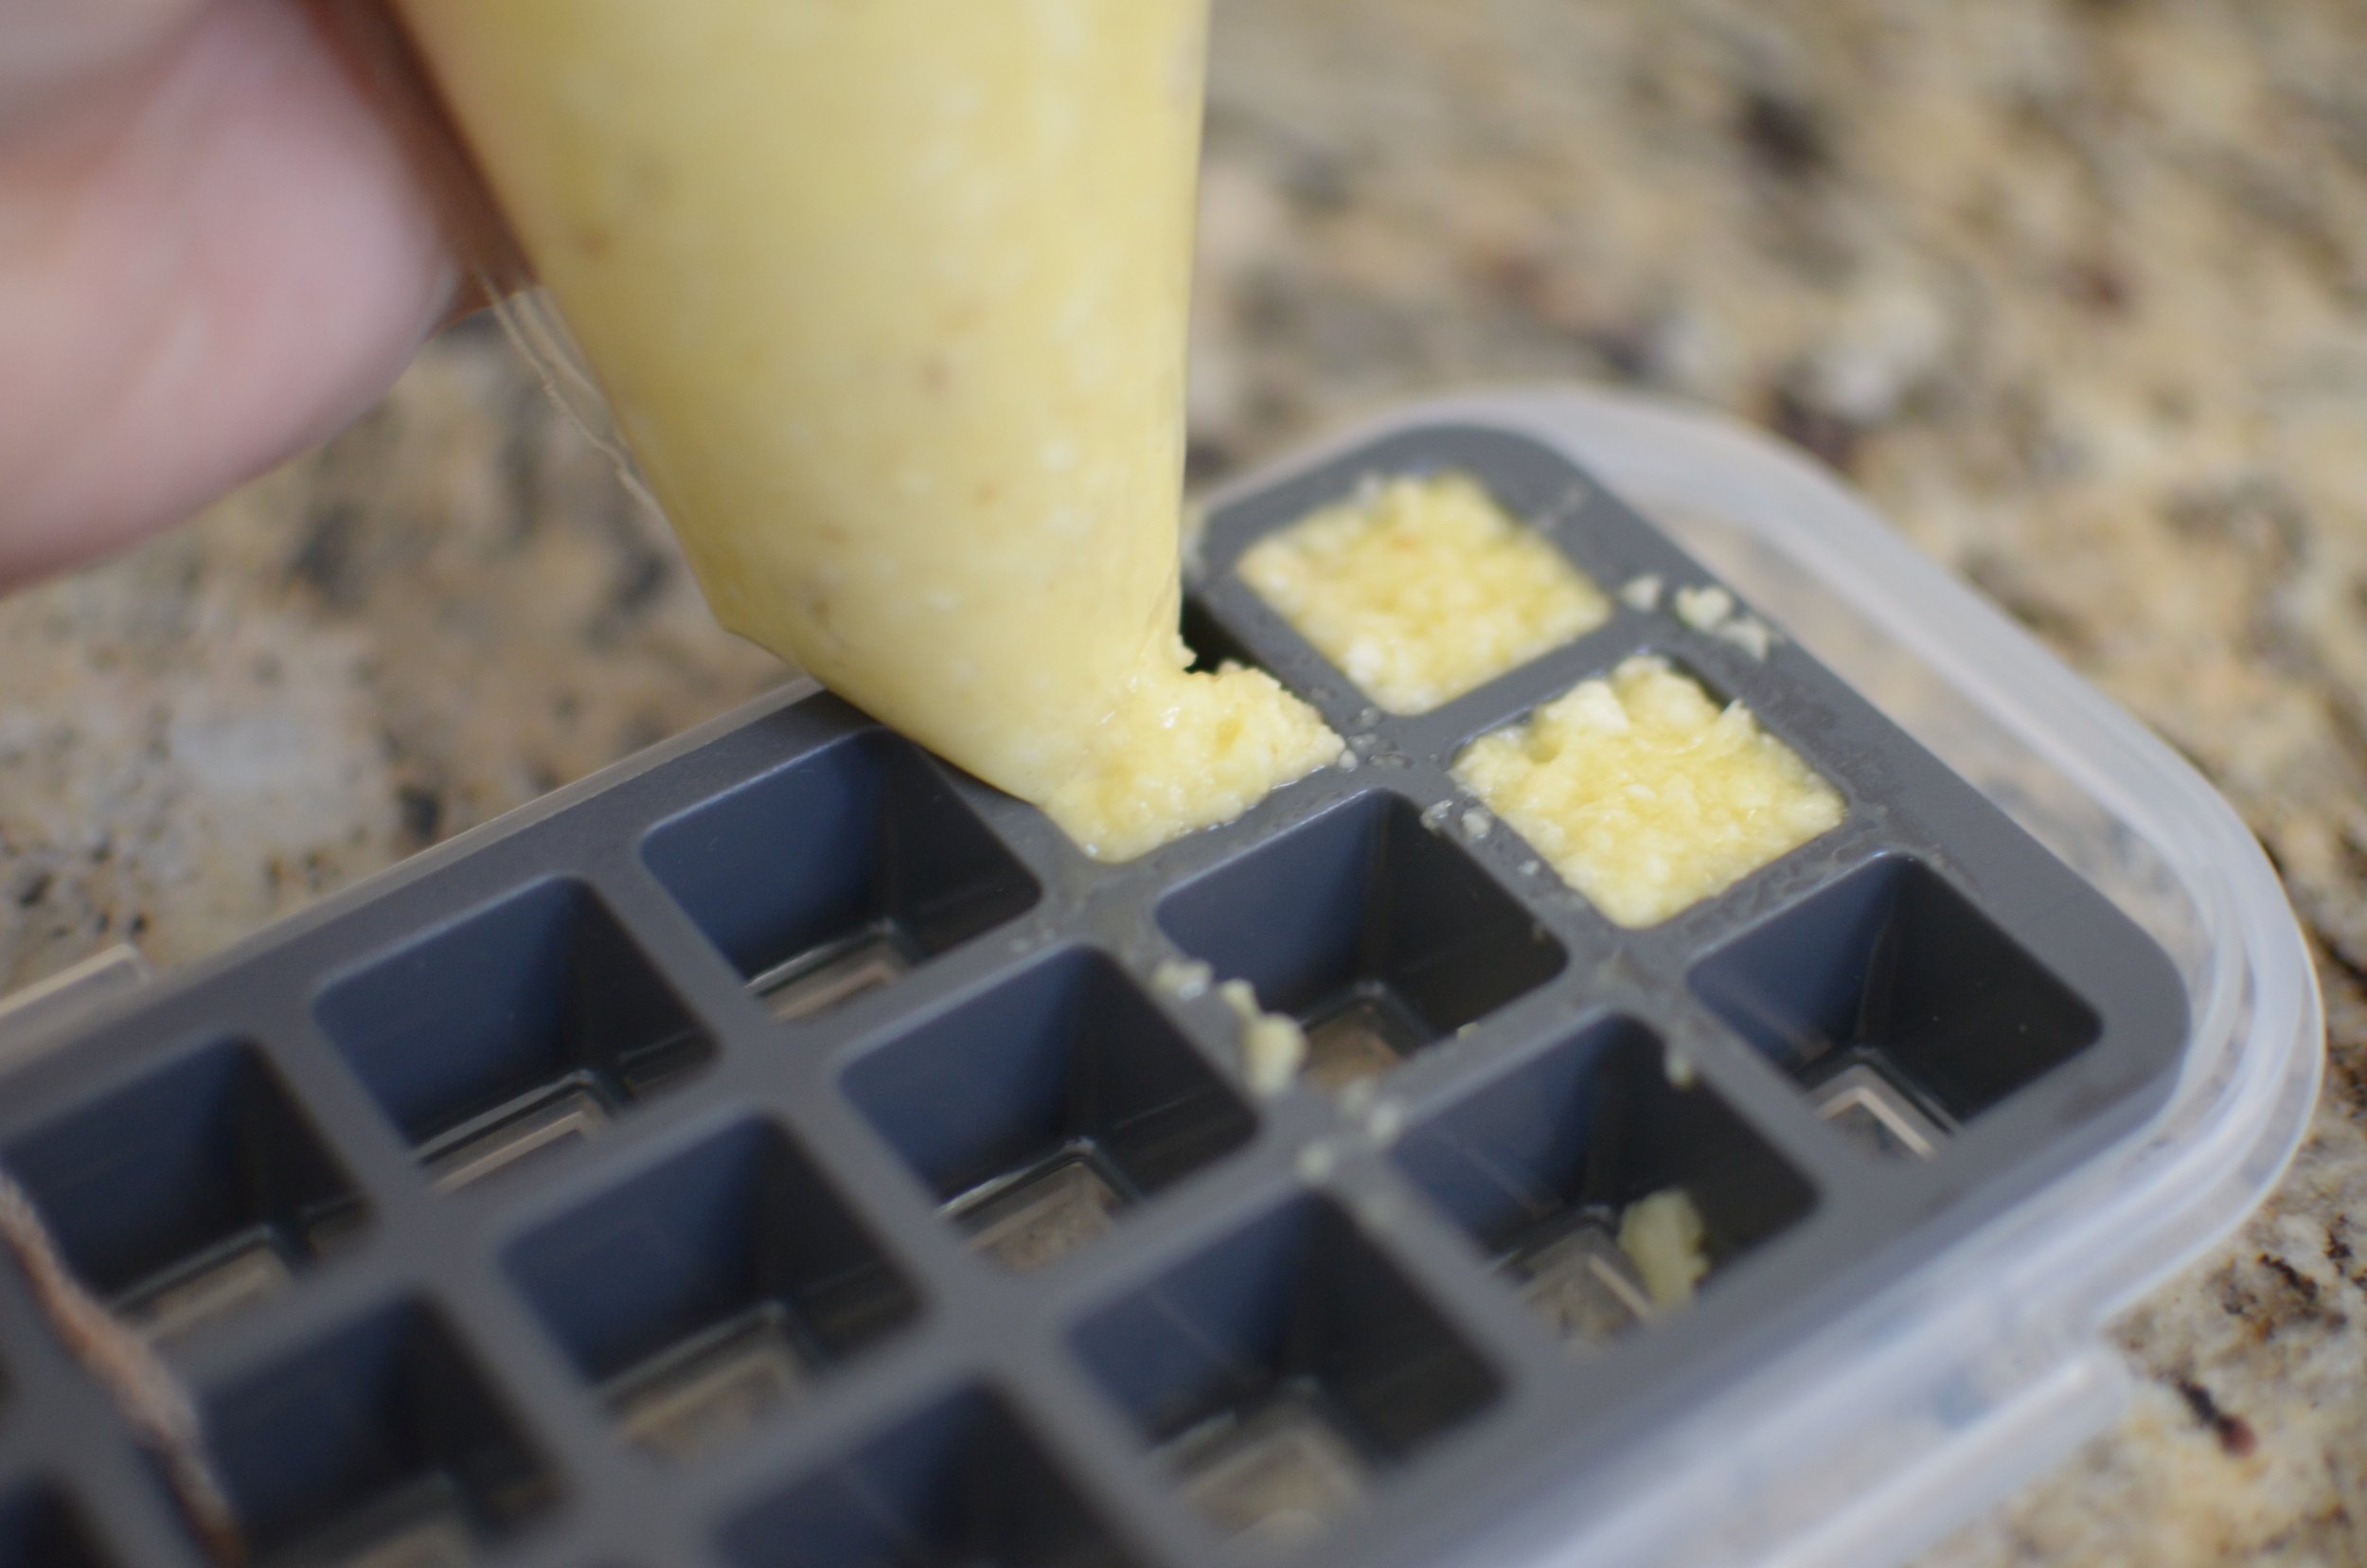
[[0, 390, 2317, 1568]]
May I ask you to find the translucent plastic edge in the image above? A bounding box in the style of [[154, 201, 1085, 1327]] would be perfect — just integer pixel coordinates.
[[1204, 386, 2322, 1567], [489, 284, 668, 518]]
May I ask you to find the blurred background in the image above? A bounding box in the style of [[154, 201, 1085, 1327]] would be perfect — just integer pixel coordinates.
[[4, 1, 2366, 1559]]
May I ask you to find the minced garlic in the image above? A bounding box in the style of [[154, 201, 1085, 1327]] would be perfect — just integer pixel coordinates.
[[1218, 979, 1308, 1096], [1238, 472, 1610, 714], [1617, 1187, 1709, 1311], [1452, 655, 1842, 927]]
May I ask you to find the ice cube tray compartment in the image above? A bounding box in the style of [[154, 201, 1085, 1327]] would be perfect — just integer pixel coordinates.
[[1691, 855, 2104, 1133], [717, 1388, 1145, 1568], [316, 881, 717, 1193], [0, 1488, 109, 1568], [2, 1040, 365, 1346], [640, 729, 1041, 1025], [841, 949, 1255, 1274], [200, 1302, 557, 1567], [504, 1118, 918, 1459], [1155, 793, 1565, 1094], [1072, 1193, 1500, 1552], [0, 412, 2191, 1568], [1390, 1014, 1814, 1350]]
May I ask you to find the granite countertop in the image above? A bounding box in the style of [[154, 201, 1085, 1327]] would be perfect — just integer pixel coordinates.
[[4, 0, 2364, 1559]]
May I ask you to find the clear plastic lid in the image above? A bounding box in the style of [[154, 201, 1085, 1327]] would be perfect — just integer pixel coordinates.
[[1221, 387, 2321, 1568]]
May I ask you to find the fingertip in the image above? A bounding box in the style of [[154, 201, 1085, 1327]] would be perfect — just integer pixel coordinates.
[[0, 0, 464, 585], [0, 0, 214, 127]]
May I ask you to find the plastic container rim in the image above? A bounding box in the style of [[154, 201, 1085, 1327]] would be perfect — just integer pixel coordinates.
[[1199, 383, 2322, 1568]]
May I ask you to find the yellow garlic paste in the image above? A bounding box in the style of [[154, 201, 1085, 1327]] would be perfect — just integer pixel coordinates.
[[1455, 655, 1843, 928], [1616, 1187, 1708, 1311], [1238, 472, 1611, 714], [392, 0, 1338, 859]]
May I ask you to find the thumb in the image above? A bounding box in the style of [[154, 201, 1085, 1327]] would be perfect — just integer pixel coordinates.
[[0, 0, 214, 128], [306, 0, 530, 315]]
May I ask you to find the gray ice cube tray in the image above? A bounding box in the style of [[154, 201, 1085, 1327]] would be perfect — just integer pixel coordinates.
[[0, 401, 2204, 1568]]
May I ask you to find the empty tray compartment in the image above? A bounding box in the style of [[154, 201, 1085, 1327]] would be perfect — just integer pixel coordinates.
[[316, 880, 715, 1192], [1072, 1195, 1497, 1551], [2, 1040, 364, 1345], [1392, 1017, 1813, 1346], [0, 1488, 109, 1568], [506, 1119, 917, 1459], [1157, 793, 1563, 1093], [843, 950, 1255, 1274], [202, 1302, 554, 1567], [719, 1388, 1141, 1568], [642, 730, 1039, 1023], [1690, 856, 2102, 1149]]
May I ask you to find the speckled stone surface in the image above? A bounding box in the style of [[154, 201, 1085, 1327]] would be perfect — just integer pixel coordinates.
[[5, 0, 2366, 1560]]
